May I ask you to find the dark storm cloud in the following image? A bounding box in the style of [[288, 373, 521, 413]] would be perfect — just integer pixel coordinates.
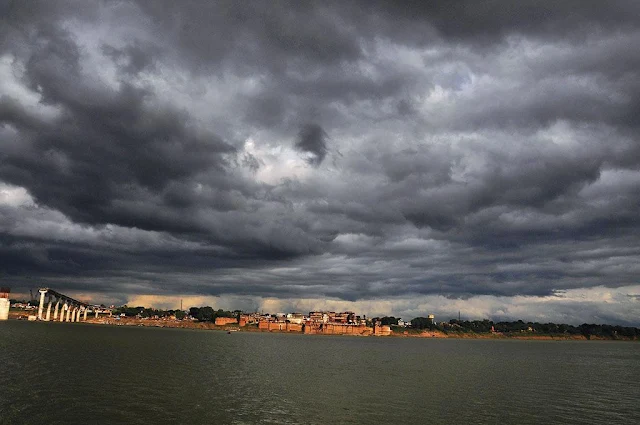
[[294, 124, 328, 166], [363, 0, 640, 47], [1, 1, 639, 324], [133, 1, 364, 70], [1, 25, 229, 214]]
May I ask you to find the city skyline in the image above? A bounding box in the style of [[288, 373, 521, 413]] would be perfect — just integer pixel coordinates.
[[1, 1, 640, 325]]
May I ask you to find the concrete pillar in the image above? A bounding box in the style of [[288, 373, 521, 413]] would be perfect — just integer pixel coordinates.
[[38, 289, 47, 320], [60, 303, 67, 322], [45, 297, 53, 321], [71, 307, 78, 322], [83, 308, 88, 321], [65, 304, 72, 322], [95, 310, 99, 319], [0, 298, 9, 321], [53, 299, 60, 320]]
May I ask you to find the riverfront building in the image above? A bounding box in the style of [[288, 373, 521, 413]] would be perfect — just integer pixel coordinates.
[[214, 317, 238, 326], [257, 310, 391, 336]]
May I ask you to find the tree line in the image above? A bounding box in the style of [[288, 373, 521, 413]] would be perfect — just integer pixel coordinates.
[[188, 307, 238, 322], [113, 305, 186, 319], [407, 318, 640, 339], [112, 305, 238, 322]]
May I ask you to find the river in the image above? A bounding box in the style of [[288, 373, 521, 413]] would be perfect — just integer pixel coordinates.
[[1, 320, 639, 424]]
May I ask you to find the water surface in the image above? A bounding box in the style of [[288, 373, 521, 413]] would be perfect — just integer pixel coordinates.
[[1, 321, 638, 424]]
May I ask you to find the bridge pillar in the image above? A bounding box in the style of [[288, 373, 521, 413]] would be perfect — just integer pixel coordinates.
[[83, 308, 88, 321], [65, 304, 72, 322], [53, 299, 60, 320], [0, 298, 8, 321], [45, 297, 53, 321], [60, 303, 67, 322], [72, 307, 79, 322], [37, 289, 47, 320]]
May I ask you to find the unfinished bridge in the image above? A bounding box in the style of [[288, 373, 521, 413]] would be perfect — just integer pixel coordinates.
[[37, 288, 111, 322]]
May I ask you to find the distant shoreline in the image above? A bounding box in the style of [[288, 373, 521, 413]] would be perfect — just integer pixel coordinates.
[[8, 312, 637, 341]]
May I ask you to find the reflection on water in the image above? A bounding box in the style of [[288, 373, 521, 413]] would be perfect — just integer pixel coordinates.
[[1, 321, 639, 424]]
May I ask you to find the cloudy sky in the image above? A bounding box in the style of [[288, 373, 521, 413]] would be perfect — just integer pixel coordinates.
[[1, 1, 639, 325]]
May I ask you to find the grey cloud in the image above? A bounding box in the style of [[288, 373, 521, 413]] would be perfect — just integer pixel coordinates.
[[142, 2, 362, 63], [367, 1, 640, 45], [101, 41, 158, 75], [244, 94, 286, 129], [294, 123, 328, 166]]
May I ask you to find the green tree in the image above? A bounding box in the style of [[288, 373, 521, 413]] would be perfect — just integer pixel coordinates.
[[412, 317, 432, 329], [380, 316, 399, 326], [198, 306, 215, 322]]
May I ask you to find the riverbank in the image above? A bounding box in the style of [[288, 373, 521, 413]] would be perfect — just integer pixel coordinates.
[[390, 329, 594, 340], [8, 313, 636, 341]]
